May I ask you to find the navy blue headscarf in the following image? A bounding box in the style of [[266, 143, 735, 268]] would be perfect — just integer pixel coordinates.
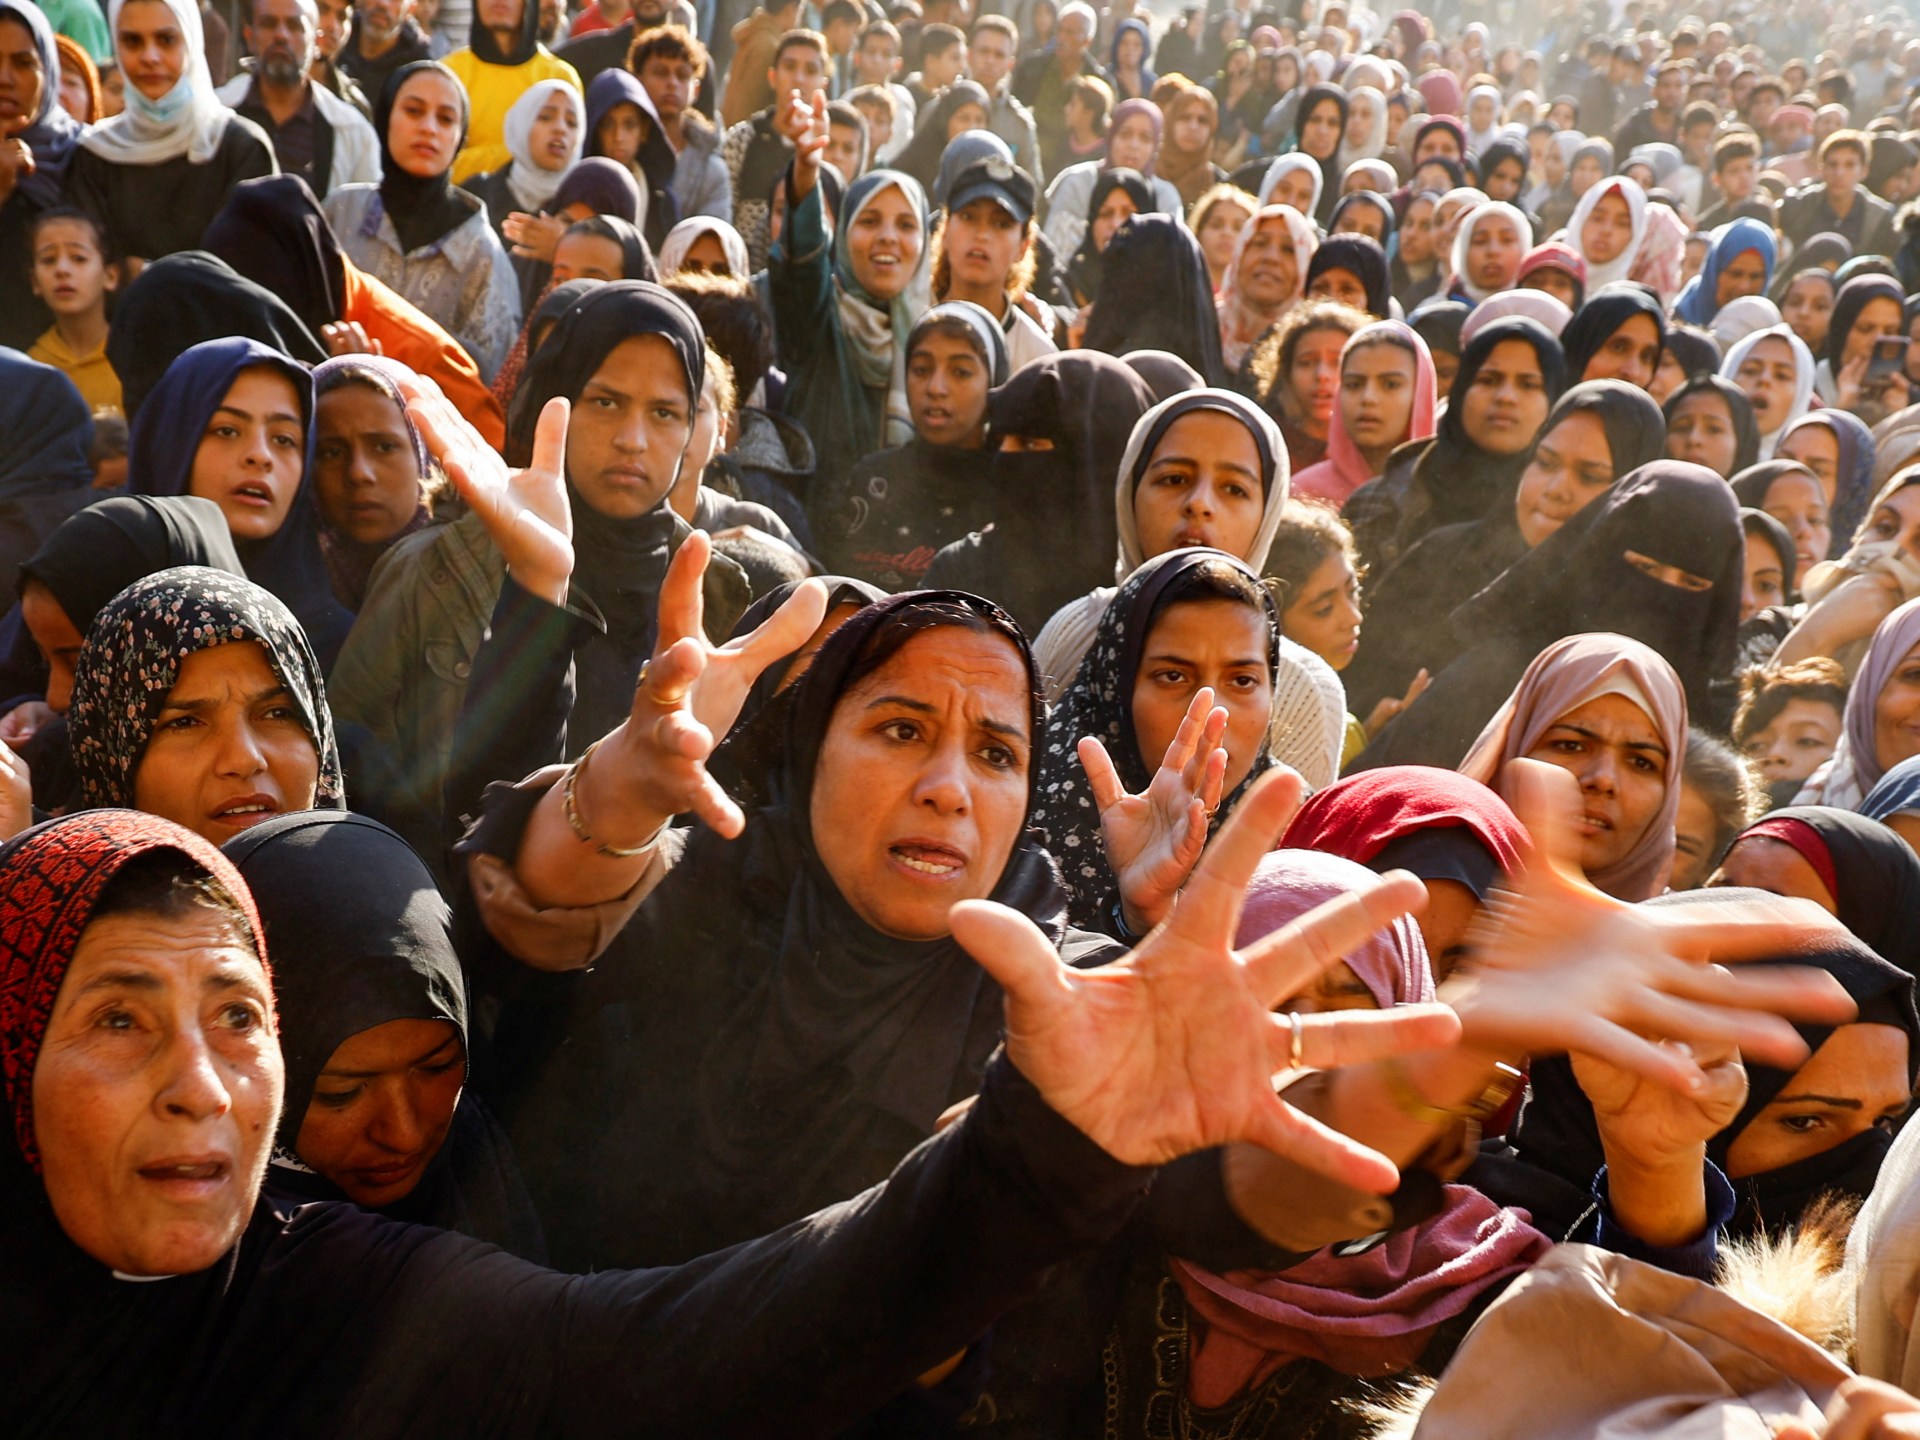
[[125, 338, 353, 664], [0, 350, 93, 498], [0, 0, 82, 203]]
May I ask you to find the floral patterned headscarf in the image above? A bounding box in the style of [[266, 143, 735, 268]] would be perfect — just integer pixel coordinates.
[[68, 566, 344, 811]]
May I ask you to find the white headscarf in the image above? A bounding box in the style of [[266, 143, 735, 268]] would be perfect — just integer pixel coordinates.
[[1112, 389, 1291, 578], [1708, 294, 1782, 350], [1720, 323, 1816, 458], [1565, 175, 1647, 289], [81, 0, 230, 165], [502, 78, 584, 214], [1464, 82, 1503, 155], [1257, 152, 1324, 215], [1448, 200, 1528, 303], [658, 216, 751, 279], [1338, 85, 1388, 167]]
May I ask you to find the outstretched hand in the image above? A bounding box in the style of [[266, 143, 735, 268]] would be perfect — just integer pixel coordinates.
[[404, 375, 574, 607], [597, 531, 828, 839], [775, 87, 831, 200], [951, 768, 1461, 1183], [1082, 687, 1228, 933], [1443, 759, 1856, 1093]]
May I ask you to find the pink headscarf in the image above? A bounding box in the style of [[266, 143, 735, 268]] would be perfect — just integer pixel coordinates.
[[1292, 320, 1437, 506], [1458, 632, 1689, 901], [1171, 850, 1551, 1399], [1416, 69, 1463, 116]]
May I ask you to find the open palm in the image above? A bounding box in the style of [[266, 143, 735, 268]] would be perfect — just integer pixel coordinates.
[[953, 769, 1462, 1184], [1082, 688, 1228, 932]]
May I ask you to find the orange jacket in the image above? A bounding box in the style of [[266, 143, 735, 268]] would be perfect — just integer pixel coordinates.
[[340, 263, 509, 452]]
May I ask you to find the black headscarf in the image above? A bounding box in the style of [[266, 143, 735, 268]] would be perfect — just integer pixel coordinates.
[[375, 61, 484, 255], [1065, 167, 1156, 306], [201, 176, 349, 340], [1329, 190, 1396, 247], [1514, 888, 1920, 1237], [1742, 506, 1799, 603], [1558, 282, 1667, 382], [467, 0, 539, 65], [922, 350, 1158, 632], [1030, 549, 1279, 922], [1824, 274, 1906, 374], [1476, 136, 1530, 201], [503, 281, 728, 732], [1121, 348, 1206, 400], [123, 338, 353, 664], [1730, 458, 1820, 513], [1454, 459, 1744, 717], [895, 80, 995, 190], [1768, 244, 1844, 306], [1744, 807, 1920, 982], [1409, 299, 1469, 371], [563, 214, 655, 280], [1664, 374, 1762, 479], [223, 810, 545, 1258], [0, 350, 94, 499], [1081, 213, 1227, 385], [1306, 232, 1392, 319], [19, 496, 243, 627], [106, 253, 327, 421], [1291, 82, 1348, 225], [499, 590, 1104, 1267], [1663, 323, 1722, 383]]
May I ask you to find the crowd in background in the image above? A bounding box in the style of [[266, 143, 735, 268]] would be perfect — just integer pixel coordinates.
[[18, 0, 1920, 1431]]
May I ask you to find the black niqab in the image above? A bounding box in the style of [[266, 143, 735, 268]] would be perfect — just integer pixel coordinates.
[[1081, 213, 1227, 384], [922, 350, 1157, 632]]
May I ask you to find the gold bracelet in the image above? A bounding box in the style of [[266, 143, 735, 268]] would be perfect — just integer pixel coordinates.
[[1380, 1057, 1524, 1127], [561, 738, 662, 858]]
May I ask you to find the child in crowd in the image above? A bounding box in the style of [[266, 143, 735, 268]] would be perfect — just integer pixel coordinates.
[[27, 209, 121, 414]]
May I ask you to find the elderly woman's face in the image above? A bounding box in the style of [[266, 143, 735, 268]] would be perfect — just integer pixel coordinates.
[[1720, 1022, 1911, 1179], [1521, 692, 1670, 877], [131, 641, 323, 845], [809, 626, 1031, 940], [33, 903, 282, 1276], [1131, 598, 1273, 793]]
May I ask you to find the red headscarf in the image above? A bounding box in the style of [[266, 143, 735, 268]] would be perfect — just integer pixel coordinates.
[[1282, 764, 1526, 878], [0, 811, 268, 1172]]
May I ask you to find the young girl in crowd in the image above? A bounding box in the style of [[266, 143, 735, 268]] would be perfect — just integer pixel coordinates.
[[1249, 299, 1367, 473], [27, 208, 121, 413], [1290, 320, 1436, 507]]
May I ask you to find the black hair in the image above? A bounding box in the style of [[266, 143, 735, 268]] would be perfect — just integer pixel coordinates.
[[713, 530, 810, 601], [664, 271, 776, 403], [841, 598, 1025, 695], [90, 850, 259, 953], [28, 206, 117, 266], [1152, 556, 1272, 618], [1677, 727, 1762, 882]]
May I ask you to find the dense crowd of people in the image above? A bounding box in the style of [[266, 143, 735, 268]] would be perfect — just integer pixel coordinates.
[[16, 0, 1920, 1431]]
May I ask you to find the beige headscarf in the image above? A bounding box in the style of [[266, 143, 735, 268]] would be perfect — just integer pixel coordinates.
[[1845, 1101, 1920, 1392], [1416, 1245, 1851, 1439], [1457, 633, 1688, 901]]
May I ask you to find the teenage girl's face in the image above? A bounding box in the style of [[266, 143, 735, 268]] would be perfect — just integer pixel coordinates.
[[905, 331, 990, 449], [943, 197, 1027, 292], [1330, 203, 1384, 244], [1874, 637, 1920, 777], [1091, 188, 1138, 252], [1520, 692, 1669, 878], [1512, 408, 1615, 547], [1337, 339, 1416, 454], [1776, 422, 1841, 504], [1758, 468, 1831, 572], [1131, 409, 1265, 560], [188, 367, 306, 544], [1665, 390, 1739, 475], [1398, 198, 1435, 265], [566, 334, 691, 520], [1198, 199, 1252, 277], [595, 102, 644, 165], [526, 92, 579, 171], [1733, 335, 1800, 433], [1130, 598, 1273, 794], [1458, 339, 1550, 456], [1580, 189, 1634, 264], [1299, 98, 1342, 159], [387, 70, 463, 179], [1306, 264, 1369, 311], [1268, 164, 1317, 215], [313, 382, 422, 546], [1464, 216, 1523, 292], [1287, 325, 1346, 435], [551, 230, 627, 283], [848, 183, 923, 300], [115, 0, 185, 100], [1738, 531, 1790, 624], [1780, 275, 1834, 353], [675, 230, 732, 277], [1569, 154, 1603, 193]]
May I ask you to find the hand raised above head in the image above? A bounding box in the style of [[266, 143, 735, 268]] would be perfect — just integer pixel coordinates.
[[951, 767, 1461, 1183], [405, 378, 574, 607]]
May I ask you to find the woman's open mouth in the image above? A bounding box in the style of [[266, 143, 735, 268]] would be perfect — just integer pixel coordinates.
[[888, 840, 966, 879]]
